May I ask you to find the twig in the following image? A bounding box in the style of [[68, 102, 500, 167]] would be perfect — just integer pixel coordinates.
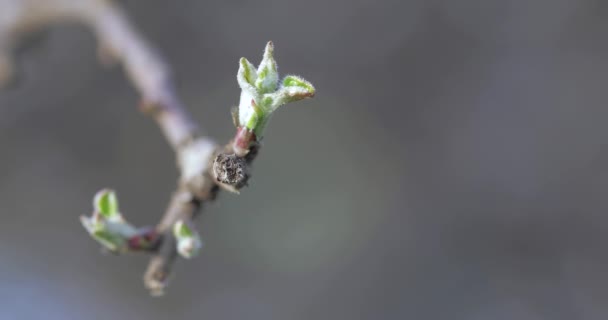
[[0, 0, 221, 294], [1, 0, 315, 295]]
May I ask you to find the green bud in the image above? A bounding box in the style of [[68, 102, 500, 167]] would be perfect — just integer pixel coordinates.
[[81, 189, 137, 253], [264, 75, 315, 112], [173, 220, 202, 259], [94, 189, 120, 220], [234, 42, 316, 139]]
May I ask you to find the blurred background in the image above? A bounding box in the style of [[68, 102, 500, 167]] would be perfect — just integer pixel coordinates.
[[1, 0, 608, 319]]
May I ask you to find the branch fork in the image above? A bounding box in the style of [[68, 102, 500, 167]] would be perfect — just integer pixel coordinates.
[[79, 40, 314, 295], [0, 0, 315, 295]]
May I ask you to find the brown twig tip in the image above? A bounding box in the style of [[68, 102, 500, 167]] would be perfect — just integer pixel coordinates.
[[213, 153, 249, 189], [145, 270, 169, 297]]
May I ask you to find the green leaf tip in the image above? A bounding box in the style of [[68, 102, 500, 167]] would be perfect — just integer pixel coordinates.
[[235, 41, 316, 138], [173, 220, 193, 238], [263, 41, 274, 60], [94, 189, 119, 219]]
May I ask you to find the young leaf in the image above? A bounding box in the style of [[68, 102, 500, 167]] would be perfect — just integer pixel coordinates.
[[173, 220, 193, 238], [283, 75, 315, 93], [237, 58, 258, 89], [264, 75, 315, 111], [93, 189, 119, 219], [255, 41, 278, 94], [234, 42, 316, 138]]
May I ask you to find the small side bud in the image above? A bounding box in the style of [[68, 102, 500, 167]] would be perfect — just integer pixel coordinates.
[[173, 220, 202, 259]]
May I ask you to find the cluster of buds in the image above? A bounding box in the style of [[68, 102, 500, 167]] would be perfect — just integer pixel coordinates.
[[81, 189, 200, 258], [81, 189, 189, 255], [232, 41, 315, 156]]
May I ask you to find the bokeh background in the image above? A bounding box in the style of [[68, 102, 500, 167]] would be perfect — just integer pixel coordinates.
[[1, 0, 608, 319]]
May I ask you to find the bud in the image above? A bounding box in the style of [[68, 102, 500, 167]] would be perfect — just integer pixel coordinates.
[[234, 42, 316, 139], [237, 57, 258, 89], [80, 189, 137, 253], [94, 189, 120, 221], [264, 75, 315, 112], [254, 41, 279, 94], [173, 220, 203, 259]]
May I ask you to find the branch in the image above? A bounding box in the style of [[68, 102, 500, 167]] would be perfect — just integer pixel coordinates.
[[1, 0, 315, 296]]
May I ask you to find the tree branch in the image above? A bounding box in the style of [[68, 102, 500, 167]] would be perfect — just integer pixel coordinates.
[[2, 0, 315, 296]]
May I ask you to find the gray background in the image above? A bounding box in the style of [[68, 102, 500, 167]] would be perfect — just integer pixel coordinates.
[[1, 0, 608, 319]]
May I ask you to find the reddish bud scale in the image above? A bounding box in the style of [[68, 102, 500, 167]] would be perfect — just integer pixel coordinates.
[[233, 126, 257, 157], [128, 228, 159, 250]]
